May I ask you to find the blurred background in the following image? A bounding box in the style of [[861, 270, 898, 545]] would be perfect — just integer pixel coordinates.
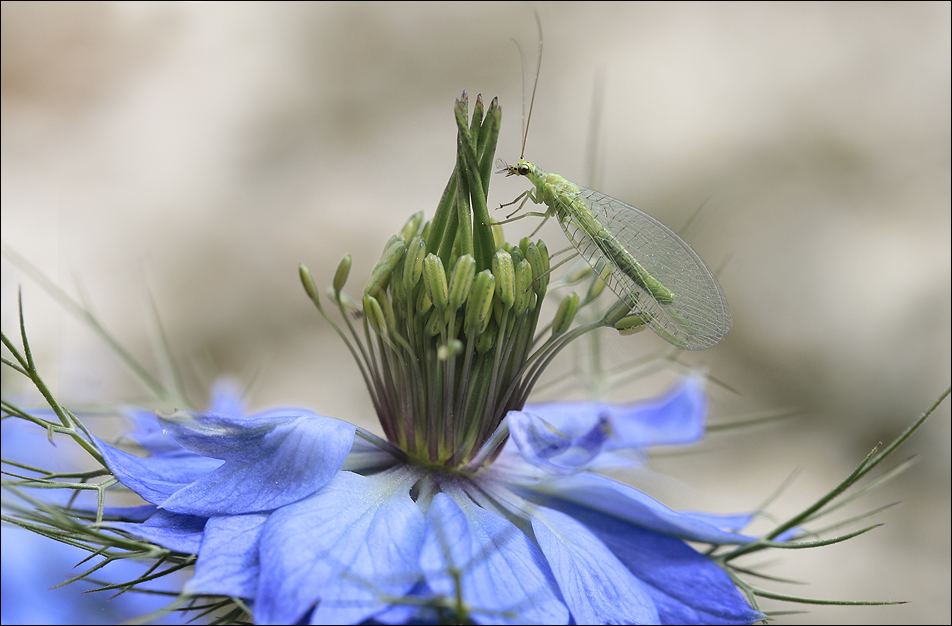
[[2, 2, 948, 624]]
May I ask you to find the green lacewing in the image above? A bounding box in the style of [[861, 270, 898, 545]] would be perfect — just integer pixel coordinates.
[[497, 18, 730, 349]]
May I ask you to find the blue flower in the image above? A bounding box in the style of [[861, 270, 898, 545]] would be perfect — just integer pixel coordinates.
[[38, 95, 765, 625], [96, 375, 763, 625]]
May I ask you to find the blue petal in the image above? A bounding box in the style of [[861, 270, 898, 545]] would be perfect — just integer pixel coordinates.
[[122, 376, 245, 456], [96, 438, 223, 504], [367, 581, 440, 625], [530, 505, 659, 624], [158, 411, 355, 516], [101, 504, 159, 522], [109, 509, 206, 554], [156, 408, 329, 460], [421, 492, 567, 625], [679, 511, 756, 533], [123, 408, 188, 456], [186, 513, 269, 599], [255, 470, 425, 625], [523, 473, 755, 545], [507, 411, 610, 474], [522, 375, 707, 451], [553, 499, 763, 624]]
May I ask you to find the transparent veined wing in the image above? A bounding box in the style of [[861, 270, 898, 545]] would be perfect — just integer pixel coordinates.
[[553, 185, 731, 349]]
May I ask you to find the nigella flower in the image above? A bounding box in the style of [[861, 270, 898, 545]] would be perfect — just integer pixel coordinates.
[[98, 373, 763, 625], [85, 93, 769, 625]]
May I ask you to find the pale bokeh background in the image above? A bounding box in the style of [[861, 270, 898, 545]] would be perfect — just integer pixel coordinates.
[[2, 3, 949, 624]]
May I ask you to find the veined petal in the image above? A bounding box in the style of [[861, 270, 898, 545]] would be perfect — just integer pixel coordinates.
[[123, 376, 245, 456], [108, 509, 206, 554], [186, 513, 269, 599], [368, 581, 439, 625], [507, 411, 610, 474], [530, 505, 659, 624], [555, 499, 762, 624], [156, 408, 334, 460], [523, 473, 755, 545], [123, 408, 188, 456], [255, 469, 425, 626], [158, 412, 355, 516], [522, 375, 707, 450], [95, 439, 223, 504], [421, 492, 567, 625]]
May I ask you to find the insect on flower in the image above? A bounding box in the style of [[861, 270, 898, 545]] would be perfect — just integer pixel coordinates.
[[497, 20, 731, 350]]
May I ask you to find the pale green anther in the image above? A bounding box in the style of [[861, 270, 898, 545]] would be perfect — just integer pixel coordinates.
[[603, 299, 632, 327], [299, 263, 320, 303], [476, 321, 496, 353], [403, 236, 427, 293], [536, 240, 550, 270], [377, 290, 396, 332], [417, 288, 433, 316], [363, 295, 388, 336], [465, 270, 495, 334], [422, 253, 449, 310], [492, 249, 515, 309], [585, 265, 610, 302], [551, 292, 579, 338], [365, 240, 407, 296], [425, 307, 444, 337], [333, 254, 352, 295], [448, 254, 476, 311], [391, 255, 407, 302], [514, 259, 534, 316], [383, 234, 404, 252], [437, 339, 464, 360], [524, 242, 549, 295], [519, 237, 532, 255], [401, 211, 425, 241], [615, 313, 649, 335]]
